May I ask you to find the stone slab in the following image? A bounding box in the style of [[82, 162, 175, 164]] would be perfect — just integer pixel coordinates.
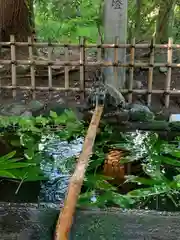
[[0, 203, 180, 240]]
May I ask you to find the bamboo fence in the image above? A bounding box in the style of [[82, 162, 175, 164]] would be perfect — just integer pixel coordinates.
[[0, 35, 180, 107]]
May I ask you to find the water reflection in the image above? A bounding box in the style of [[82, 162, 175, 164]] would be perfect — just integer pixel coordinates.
[[39, 136, 83, 204], [36, 130, 179, 211], [38, 131, 151, 204], [37, 131, 153, 204]]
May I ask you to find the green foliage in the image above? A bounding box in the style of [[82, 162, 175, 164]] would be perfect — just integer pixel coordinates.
[[0, 109, 84, 182], [0, 150, 45, 181], [1, 108, 180, 210], [34, 0, 102, 43], [78, 130, 180, 210], [77, 126, 136, 208], [34, 0, 180, 43], [119, 133, 180, 208], [0, 110, 131, 208]]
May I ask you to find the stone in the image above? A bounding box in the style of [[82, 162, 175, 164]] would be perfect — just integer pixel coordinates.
[[21, 111, 32, 117], [57, 98, 65, 104], [0, 103, 27, 116], [0, 65, 6, 73], [105, 83, 126, 108], [134, 80, 143, 89], [0, 100, 44, 117], [159, 66, 168, 73], [129, 104, 155, 121], [1, 203, 180, 240], [27, 100, 44, 112]]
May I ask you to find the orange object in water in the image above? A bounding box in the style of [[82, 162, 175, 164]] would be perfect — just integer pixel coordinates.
[[103, 149, 126, 185]]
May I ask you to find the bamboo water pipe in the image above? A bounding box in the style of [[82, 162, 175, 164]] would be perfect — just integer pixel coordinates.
[[54, 104, 104, 240]]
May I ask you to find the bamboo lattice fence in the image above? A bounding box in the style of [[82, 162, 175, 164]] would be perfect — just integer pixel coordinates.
[[0, 35, 180, 108]]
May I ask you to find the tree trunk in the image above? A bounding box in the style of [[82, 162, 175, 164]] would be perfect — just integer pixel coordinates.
[[135, 0, 142, 39], [28, 0, 35, 30], [156, 0, 176, 43], [0, 0, 32, 42]]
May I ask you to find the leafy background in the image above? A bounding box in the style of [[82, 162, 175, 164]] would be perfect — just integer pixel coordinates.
[[34, 0, 180, 43]]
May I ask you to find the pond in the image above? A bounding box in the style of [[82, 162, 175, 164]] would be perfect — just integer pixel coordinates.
[[0, 136, 83, 204], [0, 111, 180, 213], [39, 136, 83, 203]]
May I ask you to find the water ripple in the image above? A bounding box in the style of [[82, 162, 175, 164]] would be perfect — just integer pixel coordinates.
[[39, 136, 83, 203]]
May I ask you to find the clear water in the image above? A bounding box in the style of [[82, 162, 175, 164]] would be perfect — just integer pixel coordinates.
[[38, 136, 83, 204], [37, 131, 152, 205], [36, 130, 180, 210]]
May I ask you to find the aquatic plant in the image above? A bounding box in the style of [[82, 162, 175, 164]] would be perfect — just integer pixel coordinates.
[[79, 131, 180, 210], [0, 109, 84, 182], [0, 109, 179, 210], [123, 133, 180, 209], [0, 150, 45, 181]]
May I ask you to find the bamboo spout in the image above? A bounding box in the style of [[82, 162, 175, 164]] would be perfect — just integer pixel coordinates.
[[54, 105, 104, 240]]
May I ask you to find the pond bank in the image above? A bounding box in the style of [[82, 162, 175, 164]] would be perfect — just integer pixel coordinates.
[[1, 202, 180, 240]]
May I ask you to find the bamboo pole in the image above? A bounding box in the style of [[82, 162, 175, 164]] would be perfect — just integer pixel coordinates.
[[147, 37, 155, 106], [28, 36, 36, 99], [1, 86, 180, 95], [54, 104, 104, 240], [128, 38, 135, 103], [164, 38, 173, 108], [0, 59, 180, 68], [10, 35, 16, 98], [0, 40, 180, 49]]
